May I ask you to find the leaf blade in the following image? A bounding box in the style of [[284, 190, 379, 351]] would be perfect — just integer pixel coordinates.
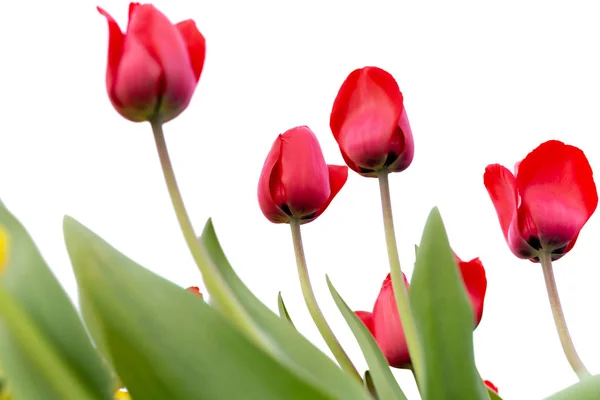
[[327, 275, 407, 400], [409, 208, 488, 400]]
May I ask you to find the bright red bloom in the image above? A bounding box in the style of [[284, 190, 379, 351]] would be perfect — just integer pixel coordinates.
[[258, 126, 348, 224], [187, 286, 203, 299], [330, 66, 414, 177], [484, 140, 597, 262], [484, 380, 498, 394], [98, 3, 206, 123], [356, 254, 487, 368], [355, 273, 411, 368]]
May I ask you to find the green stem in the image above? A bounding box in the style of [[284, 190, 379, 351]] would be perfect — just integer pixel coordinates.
[[151, 122, 267, 348], [289, 218, 362, 382], [539, 251, 590, 380], [377, 171, 424, 383]]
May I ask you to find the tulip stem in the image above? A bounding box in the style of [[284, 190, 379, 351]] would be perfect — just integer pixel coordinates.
[[151, 122, 268, 349], [289, 218, 362, 382], [539, 252, 590, 380], [377, 171, 424, 384]]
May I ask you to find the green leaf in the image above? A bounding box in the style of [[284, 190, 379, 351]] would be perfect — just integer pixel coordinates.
[[327, 275, 407, 400], [544, 375, 600, 399], [0, 202, 113, 397], [200, 219, 370, 400], [409, 207, 488, 400], [277, 292, 296, 329], [488, 388, 502, 400], [64, 215, 355, 400], [0, 284, 101, 400], [364, 370, 377, 398]]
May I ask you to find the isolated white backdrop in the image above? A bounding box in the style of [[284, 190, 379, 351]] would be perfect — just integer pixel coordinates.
[[2, 1, 600, 398]]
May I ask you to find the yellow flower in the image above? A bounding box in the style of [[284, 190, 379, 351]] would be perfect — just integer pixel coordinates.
[[114, 389, 131, 399], [0, 226, 9, 274]]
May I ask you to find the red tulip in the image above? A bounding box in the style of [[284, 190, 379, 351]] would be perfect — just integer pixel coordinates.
[[98, 3, 206, 123], [258, 126, 348, 224], [484, 140, 597, 262], [330, 66, 414, 177], [187, 286, 203, 299], [355, 273, 411, 368], [484, 380, 498, 394], [356, 254, 487, 368]]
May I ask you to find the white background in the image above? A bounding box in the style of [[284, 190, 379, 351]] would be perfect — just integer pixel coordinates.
[[2, 1, 600, 398]]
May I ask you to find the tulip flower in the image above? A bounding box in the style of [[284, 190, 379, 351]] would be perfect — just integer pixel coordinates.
[[98, 3, 206, 123], [187, 286, 204, 299], [356, 255, 487, 368], [330, 66, 414, 177], [355, 273, 411, 368], [484, 140, 597, 262], [258, 126, 348, 224]]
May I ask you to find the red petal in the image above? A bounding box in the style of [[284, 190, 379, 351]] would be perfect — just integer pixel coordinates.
[[355, 311, 375, 336], [330, 67, 404, 171], [457, 257, 487, 328], [387, 106, 415, 173], [484, 380, 498, 393], [484, 164, 518, 242], [278, 127, 330, 218], [312, 165, 348, 221], [257, 136, 289, 223], [126, 4, 197, 122], [516, 140, 598, 251], [97, 6, 125, 97], [186, 286, 203, 298], [176, 20, 206, 83], [372, 272, 411, 368]]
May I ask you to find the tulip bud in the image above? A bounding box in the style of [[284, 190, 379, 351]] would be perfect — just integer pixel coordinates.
[[330, 66, 414, 177], [484, 140, 598, 262], [356, 253, 487, 368], [186, 286, 204, 299], [355, 273, 411, 368], [257, 126, 348, 224], [98, 3, 206, 124]]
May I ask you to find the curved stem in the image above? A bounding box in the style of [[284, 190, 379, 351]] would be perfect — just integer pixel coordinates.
[[151, 122, 267, 348], [539, 251, 590, 380], [377, 171, 424, 384], [289, 218, 362, 382]]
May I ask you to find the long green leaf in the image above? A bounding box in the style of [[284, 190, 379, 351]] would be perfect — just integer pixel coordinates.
[[409, 208, 488, 400], [544, 375, 600, 399], [64, 216, 346, 400], [0, 202, 112, 397], [277, 292, 296, 329], [488, 388, 502, 400], [200, 219, 370, 400], [327, 275, 407, 400], [0, 284, 100, 400]]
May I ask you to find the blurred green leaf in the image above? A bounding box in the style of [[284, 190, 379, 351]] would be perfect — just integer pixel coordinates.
[[201, 219, 370, 400], [488, 388, 502, 400], [0, 284, 101, 400], [277, 292, 296, 329], [0, 203, 112, 397], [409, 208, 488, 400], [544, 375, 600, 399], [64, 215, 355, 400], [327, 275, 407, 400]]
